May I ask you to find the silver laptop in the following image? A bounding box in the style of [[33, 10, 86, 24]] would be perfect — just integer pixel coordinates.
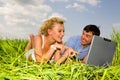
[[85, 35, 117, 67]]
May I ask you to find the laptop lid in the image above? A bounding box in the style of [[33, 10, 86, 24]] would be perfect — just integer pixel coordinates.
[[85, 35, 117, 67]]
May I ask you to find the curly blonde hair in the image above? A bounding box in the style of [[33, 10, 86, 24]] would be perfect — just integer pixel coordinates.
[[39, 17, 65, 36]]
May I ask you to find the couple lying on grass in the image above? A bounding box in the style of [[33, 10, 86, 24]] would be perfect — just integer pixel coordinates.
[[24, 17, 100, 64]]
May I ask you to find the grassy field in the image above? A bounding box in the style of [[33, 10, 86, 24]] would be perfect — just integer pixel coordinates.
[[0, 31, 120, 80]]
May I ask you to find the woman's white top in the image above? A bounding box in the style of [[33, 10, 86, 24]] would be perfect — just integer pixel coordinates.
[[24, 35, 45, 62]]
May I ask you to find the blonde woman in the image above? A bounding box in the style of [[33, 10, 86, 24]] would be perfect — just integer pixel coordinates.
[[24, 17, 75, 63]]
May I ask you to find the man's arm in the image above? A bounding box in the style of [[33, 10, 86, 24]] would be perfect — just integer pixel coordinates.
[[82, 54, 88, 63]]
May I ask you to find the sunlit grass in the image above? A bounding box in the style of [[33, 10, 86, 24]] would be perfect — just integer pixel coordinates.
[[111, 29, 120, 66], [0, 30, 120, 80]]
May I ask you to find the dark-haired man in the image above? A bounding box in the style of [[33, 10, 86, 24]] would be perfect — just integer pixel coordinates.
[[66, 24, 100, 63]]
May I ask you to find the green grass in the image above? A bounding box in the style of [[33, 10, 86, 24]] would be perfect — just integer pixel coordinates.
[[111, 30, 120, 66], [0, 31, 120, 80]]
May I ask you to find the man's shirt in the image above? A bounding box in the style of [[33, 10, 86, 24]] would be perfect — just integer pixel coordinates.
[[66, 35, 90, 60]]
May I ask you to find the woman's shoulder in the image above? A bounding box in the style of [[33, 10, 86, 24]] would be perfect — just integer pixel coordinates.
[[33, 35, 42, 41], [34, 34, 41, 38]]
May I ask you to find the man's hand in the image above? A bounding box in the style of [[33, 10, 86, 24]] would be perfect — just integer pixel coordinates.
[[67, 48, 79, 58]]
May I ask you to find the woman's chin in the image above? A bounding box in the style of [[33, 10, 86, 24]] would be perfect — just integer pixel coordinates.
[[57, 40, 62, 43]]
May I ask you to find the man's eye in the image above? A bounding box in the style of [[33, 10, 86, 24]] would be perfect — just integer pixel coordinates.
[[87, 35, 91, 38]]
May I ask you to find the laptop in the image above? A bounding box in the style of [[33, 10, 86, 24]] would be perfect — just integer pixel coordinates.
[[85, 35, 117, 67]]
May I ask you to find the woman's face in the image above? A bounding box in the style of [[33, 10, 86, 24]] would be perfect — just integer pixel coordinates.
[[49, 22, 65, 43]]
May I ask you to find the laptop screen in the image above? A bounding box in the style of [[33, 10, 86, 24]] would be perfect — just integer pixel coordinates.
[[85, 35, 117, 67]]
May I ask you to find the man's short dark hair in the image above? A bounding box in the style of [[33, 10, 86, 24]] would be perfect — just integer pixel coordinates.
[[83, 24, 100, 36]]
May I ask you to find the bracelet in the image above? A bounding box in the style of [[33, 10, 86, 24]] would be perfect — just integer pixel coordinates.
[[50, 45, 57, 50]]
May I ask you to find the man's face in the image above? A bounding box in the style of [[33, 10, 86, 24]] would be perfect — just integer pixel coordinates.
[[81, 30, 94, 47]]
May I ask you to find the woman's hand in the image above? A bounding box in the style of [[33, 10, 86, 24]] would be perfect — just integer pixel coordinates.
[[52, 43, 65, 51]]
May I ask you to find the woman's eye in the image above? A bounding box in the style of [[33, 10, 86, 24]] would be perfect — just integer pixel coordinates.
[[59, 30, 62, 32], [59, 30, 61, 32], [58, 29, 64, 33]]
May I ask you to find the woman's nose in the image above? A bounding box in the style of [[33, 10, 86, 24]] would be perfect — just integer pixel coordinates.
[[61, 32, 64, 36]]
